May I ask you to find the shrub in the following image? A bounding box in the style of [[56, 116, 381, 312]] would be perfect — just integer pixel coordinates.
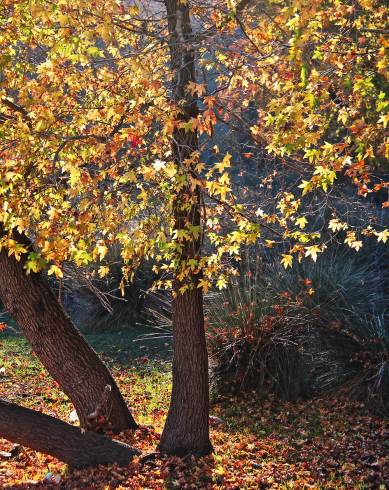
[[316, 313, 389, 415], [206, 246, 389, 411], [205, 255, 316, 400], [58, 246, 156, 331]]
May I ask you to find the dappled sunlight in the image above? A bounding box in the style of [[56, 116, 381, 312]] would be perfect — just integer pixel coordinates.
[[0, 334, 387, 489]]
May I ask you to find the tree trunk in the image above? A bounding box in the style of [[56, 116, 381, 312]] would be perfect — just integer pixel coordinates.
[[0, 399, 139, 468], [0, 227, 137, 433], [158, 0, 212, 456], [159, 284, 212, 455]]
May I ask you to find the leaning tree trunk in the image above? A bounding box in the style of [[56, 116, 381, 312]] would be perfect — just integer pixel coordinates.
[[0, 399, 139, 468], [0, 226, 137, 432], [158, 0, 212, 456]]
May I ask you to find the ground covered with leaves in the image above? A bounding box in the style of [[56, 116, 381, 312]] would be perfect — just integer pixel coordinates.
[[0, 331, 387, 489]]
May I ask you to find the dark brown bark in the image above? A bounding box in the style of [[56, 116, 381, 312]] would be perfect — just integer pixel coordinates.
[[0, 227, 137, 432], [158, 0, 212, 456], [0, 399, 139, 468], [159, 283, 212, 455]]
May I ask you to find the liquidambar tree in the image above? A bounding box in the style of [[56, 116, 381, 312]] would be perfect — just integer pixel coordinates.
[[158, 0, 212, 455], [0, 226, 137, 432], [1, 0, 387, 456]]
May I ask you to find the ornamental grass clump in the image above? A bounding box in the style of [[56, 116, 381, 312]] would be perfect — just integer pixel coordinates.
[[206, 247, 388, 412]]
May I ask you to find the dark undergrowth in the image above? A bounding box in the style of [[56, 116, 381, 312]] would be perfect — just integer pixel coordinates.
[[206, 248, 389, 415]]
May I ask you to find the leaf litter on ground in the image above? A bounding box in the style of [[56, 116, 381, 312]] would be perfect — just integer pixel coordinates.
[[0, 333, 387, 489]]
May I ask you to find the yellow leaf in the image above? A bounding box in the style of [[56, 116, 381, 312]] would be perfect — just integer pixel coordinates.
[[197, 278, 211, 293], [48, 265, 63, 278], [295, 217, 308, 229], [98, 266, 110, 278], [305, 245, 322, 262], [179, 284, 189, 294], [281, 254, 293, 269], [216, 276, 227, 289], [328, 219, 348, 232], [214, 153, 232, 173], [195, 162, 205, 173], [219, 172, 230, 185], [97, 244, 108, 261], [378, 114, 389, 128], [265, 240, 276, 248], [298, 180, 312, 196], [120, 171, 137, 183], [376, 229, 389, 243]]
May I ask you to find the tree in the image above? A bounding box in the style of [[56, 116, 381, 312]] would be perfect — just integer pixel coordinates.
[[0, 398, 139, 468], [1, 0, 215, 455], [0, 0, 387, 456], [158, 0, 212, 455], [0, 226, 137, 432]]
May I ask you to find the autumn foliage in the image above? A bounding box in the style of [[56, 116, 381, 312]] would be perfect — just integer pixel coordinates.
[[0, 0, 388, 486]]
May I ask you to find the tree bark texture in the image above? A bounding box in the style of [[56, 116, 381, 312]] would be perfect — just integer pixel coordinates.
[[0, 226, 137, 432], [158, 0, 212, 456], [0, 399, 139, 468]]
